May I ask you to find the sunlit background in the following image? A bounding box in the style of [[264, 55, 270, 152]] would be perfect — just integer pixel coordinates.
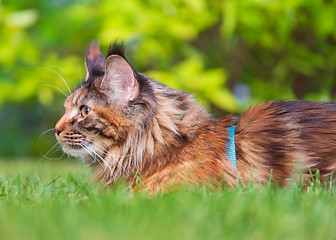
[[1, 0, 335, 158]]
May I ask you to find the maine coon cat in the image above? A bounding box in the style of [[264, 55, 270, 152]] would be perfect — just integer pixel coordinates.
[[55, 40, 336, 192]]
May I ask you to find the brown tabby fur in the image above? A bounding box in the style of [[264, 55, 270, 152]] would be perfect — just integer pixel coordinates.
[[55, 41, 336, 192]]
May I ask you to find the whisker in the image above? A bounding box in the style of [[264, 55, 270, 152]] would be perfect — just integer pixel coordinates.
[[36, 134, 55, 162], [49, 65, 67, 74], [46, 146, 65, 161], [51, 151, 66, 161], [81, 143, 115, 181], [83, 160, 96, 167], [90, 148, 114, 178], [35, 142, 64, 168], [33, 66, 72, 94], [49, 66, 77, 88], [92, 130, 102, 139], [38, 128, 56, 140], [88, 142, 109, 155], [80, 148, 97, 167], [87, 139, 135, 158], [87, 143, 129, 176], [41, 142, 59, 160], [80, 139, 137, 182], [80, 155, 84, 164], [81, 144, 107, 176], [114, 129, 125, 140], [81, 144, 97, 165], [82, 153, 97, 167], [39, 83, 68, 98], [81, 146, 98, 167]]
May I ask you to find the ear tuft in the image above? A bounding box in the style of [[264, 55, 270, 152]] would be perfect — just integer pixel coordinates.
[[101, 55, 138, 104], [85, 40, 105, 78], [106, 41, 126, 59]]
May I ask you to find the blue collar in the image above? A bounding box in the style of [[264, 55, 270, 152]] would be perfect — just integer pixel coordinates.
[[226, 126, 237, 170]]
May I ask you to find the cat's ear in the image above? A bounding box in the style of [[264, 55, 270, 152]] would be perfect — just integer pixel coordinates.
[[85, 40, 106, 78], [101, 55, 138, 104]]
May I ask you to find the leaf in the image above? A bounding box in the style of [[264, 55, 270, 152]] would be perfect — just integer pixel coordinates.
[[5, 9, 39, 28], [221, 0, 237, 37], [208, 89, 238, 113]]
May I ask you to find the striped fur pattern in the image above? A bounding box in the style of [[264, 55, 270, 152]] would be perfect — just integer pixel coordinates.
[[55, 41, 336, 191]]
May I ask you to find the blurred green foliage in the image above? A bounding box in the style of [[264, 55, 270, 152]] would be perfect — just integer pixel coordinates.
[[0, 0, 335, 157]]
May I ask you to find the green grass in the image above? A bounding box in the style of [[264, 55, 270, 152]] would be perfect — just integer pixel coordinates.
[[0, 159, 336, 240]]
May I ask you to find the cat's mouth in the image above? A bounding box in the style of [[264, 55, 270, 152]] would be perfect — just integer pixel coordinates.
[[56, 132, 89, 157], [61, 144, 85, 157]]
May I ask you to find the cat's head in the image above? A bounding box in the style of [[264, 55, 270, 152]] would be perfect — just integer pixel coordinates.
[[55, 41, 155, 157]]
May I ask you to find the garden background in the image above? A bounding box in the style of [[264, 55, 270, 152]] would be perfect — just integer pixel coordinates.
[[1, 1, 336, 239], [1, 0, 335, 158]]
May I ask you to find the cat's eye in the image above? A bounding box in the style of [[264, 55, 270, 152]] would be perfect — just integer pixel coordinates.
[[80, 105, 91, 118]]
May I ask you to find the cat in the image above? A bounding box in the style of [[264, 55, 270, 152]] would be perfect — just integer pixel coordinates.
[[55, 40, 336, 192]]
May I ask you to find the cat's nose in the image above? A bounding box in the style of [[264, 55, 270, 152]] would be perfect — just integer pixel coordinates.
[[55, 127, 63, 136], [55, 118, 65, 136]]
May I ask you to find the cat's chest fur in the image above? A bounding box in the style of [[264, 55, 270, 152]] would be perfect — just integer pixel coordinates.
[[55, 41, 336, 192]]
